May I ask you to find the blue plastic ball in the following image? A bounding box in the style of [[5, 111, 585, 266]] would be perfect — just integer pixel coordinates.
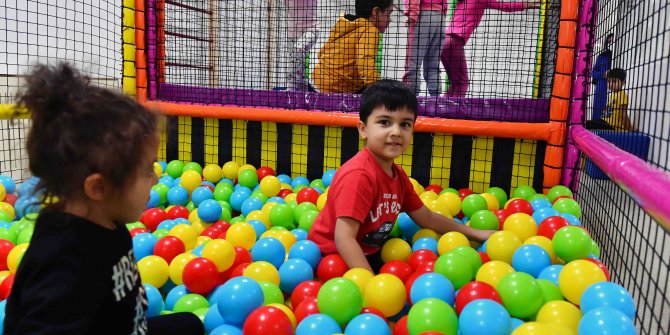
[[322, 170, 336, 187], [191, 186, 214, 207], [530, 198, 552, 210], [560, 213, 581, 225], [532, 207, 560, 226], [156, 219, 177, 231], [410, 273, 455, 305], [344, 313, 391, 335], [158, 175, 175, 186], [267, 196, 286, 204], [146, 189, 161, 209], [198, 199, 223, 223], [167, 185, 189, 206], [229, 188, 252, 212], [580, 282, 636, 320], [537, 264, 564, 286], [210, 324, 242, 335], [240, 197, 263, 217], [144, 284, 164, 317], [132, 233, 158, 261], [165, 285, 189, 310], [276, 174, 292, 185], [578, 307, 636, 335], [459, 299, 511, 335], [278, 258, 314, 294], [204, 304, 226, 333], [511, 244, 551, 278], [247, 220, 267, 238], [296, 314, 341, 335], [0, 176, 16, 194], [217, 276, 264, 326], [291, 228, 308, 241], [291, 176, 309, 189], [250, 237, 286, 268], [397, 212, 420, 240], [288, 240, 322, 270], [411, 237, 439, 254]]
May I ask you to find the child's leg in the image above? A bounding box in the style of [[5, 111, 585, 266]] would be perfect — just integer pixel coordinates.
[[147, 312, 204, 335], [440, 34, 469, 97], [403, 12, 433, 95], [423, 12, 445, 96], [288, 28, 318, 91]]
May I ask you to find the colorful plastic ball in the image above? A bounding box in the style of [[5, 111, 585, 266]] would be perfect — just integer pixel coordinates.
[[459, 299, 511, 335], [291, 227, 308, 241], [410, 237, 437, 254], [512, 185, 536, 200], [0, 239, 14, 271], [291, 280, 322, 309], [290, 176, 309, 189], [204, 304, 227, 333], [511, 244, 551, 278], [531, 207, 560, 226], [226, 222, 257, 250], [277, 258, 313, 294], [238, 197, 261, 217], [141, 208, 169, 232], [0, 176, 16, 194], [132, 232, 158, 261], [537, 215, 569, 240], [201, 164, 222, 183], [496, 272, 543, 319], [552, 198, 582, 218], [578, 307, 636, 335], [535, 300, 581, 333], [511, 322, 556, 335], [552, 226, 592, 262], [582, 257, 610, 281], [242, 305, 293, 335], [137, 255, 170, 288], [559, 213, 581, 225], [144, 283, 164, 317], [229, 187, 252, 212], [505, 199, 534, 216], [168, 224, 198, 250], [469, 209, 500, 230], [558, 259, 607, 305], [296, 313, 341, 335], [364, 274, 406, 317], [219, 161, 239, 180], [455, 280, 502, 314], [451, 245, 483, 274], [180, 170, 202, 193], [344, 313, 391, 335], [530, 198, 552, 211], [536, 278, 564, 302], [210, 324, 242, 335], [503, 213, 537, 242], [216, 276, 264, 326], [264, 229, 297, 252], [396, 213, 421, 240], [295, 296, 320, 324], [166, 160, 185, 178], [342, 268, 374, 295], [258, 175, 281, 198], [146, 189, 161, 208], [213, 186, 233, 202], [288, 240, 322, 270], [269, 204, 295, 229], [407, 249, 438, 271], [182, 257, 219, 295], [479, 192, 500, 211], [407, 298, 458, 335], [379, 260, 413, 283], [381, 238, 412, 263], [0, 273, 14, 300], [296, 187, 319, 205], [434, 252, 474, 290], [255, 281, 282, 305], [537, 264, 563, 286], [410, 272, 455, 305], [547, 185, 573, 203], [317, 277, 364, 327], [580, 282, 635, 319], [461, 194, 488, 218], [190, 186, 213, 207], [486, 231, 522, 264], [316, 254, 349, 282], [485, 187, 508, 207], [152, 236, 185, 264], [235, 169, 257, 189], [244, 261, 280, 286], [195, 199, 221, 223], [437, 231, 469, 255], [168, 253, 197, 285]]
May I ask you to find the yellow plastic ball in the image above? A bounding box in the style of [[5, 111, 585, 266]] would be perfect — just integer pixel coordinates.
[[479, 192, 500, 211], [262, 202, 279, 216], [0, 270, 9, 285], [364, 274, 407, 317], [524, 236, 557, 263], [419, 191, 439, 202], [190, 219, 210, 235], [503, 213, 537, 242], [271, 230, 297, 252], [195, 236, 212, 247], [0, 202, 16, 221], [246, 210, 270, 228], [203, 164, 223, 183], [226, 222, 257, 250], [316, 193, 328, 211], [536, 300, 582, 333], [280, 183, 293, 190], [137, 255, 170, 288], [426, 200, 452, 218], [244, 261, 280, 285], [558, 260, 607, 305], [180, 170, 202, 193], [153, 162, 163, 178], [168, 224, 198, 250], [202, 239, 236, 272], [7, 243, 29, 274], [381, 238, 412, 263], [511, 322, 558, 335], [260, 176, 281, 197], [169, 253, 197, 285], [222, 161, 241, 181], [409, 178, 425, 194], [284, 193, 297, 203], [475, 260, 515, 287], [486, 231, 522, 264], [437, 192, 462, 216], [343, 268, 375, 295], [412, 228, 440, 244], [268, 303, 297, 329], [437, 231, 469, 255], [188, 209, 200, 224]]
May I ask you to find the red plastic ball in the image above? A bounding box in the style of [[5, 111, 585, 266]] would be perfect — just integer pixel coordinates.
[[454, 281, 502, 315], [183, 257, 219, 295], [199, 184, 215, 192], [153, 236, 186, 264], [3, 194, 17, 206], [393, 315, 409, 335], [505, 199, 534, 216], [380, 260, 414, 282], [494, 209, 509, 230], [243, 306, 293, 335], [316, 254, 349, 282], [405, 272, 421, 301], [425, 184, 443, 194], [296, 187, 320, 205], [212, 220, 232, 233], [414, 261, 435, 275], [129, 227, 149, 238], [290, 280, 322, 309], [361, 306, 388, 322], [256, 166, 276, 181], [294, 296, 320, 324], [200, 227, 222, 239], [582, 257, 611, 281], [167, 206, 190, 220], [552, 195, 571, 205], [0, 274, 14, 300], [407, 250, 438, 271], [478, 251, 491, 264], [458, 188, 474, 200], [277, 189, 293, 199], [538, 216, 570, 240], [0, 239, 15, 271], [140, 208, 168, 232], [229, 262, 250, 279]]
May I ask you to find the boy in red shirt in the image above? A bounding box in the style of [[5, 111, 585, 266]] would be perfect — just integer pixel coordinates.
[[308, 79, 495, 272]]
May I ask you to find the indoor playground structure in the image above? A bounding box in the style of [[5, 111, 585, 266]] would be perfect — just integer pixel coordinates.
[[0, 0, 669, 334]]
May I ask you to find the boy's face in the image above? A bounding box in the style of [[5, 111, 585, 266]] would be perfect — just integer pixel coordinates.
[[607, 77, 624, 91], [358, 105, 415, 165], [370, 5, 393, 33]]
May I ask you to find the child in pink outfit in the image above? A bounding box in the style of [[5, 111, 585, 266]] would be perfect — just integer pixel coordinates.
[[402, 0, 450, 96], [441, 0, 540, 97], [284, 0, 318, 91]]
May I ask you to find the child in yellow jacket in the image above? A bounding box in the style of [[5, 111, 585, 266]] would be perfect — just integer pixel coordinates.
[[313, 0, 394, 93]]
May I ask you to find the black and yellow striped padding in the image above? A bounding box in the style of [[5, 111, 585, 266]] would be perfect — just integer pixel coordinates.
[[159, 116, 546, 193]]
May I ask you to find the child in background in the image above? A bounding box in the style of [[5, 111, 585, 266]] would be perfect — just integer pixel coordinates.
[[591, 33, 614, 120], [4, 64, 203, 334], [307, 80, 494, 272], [312, 0, 394, 93], [441, 0, 540, 97], [402, 0, 449, 96], [284, 0, 319, 91], [586, 68, 633, 131]]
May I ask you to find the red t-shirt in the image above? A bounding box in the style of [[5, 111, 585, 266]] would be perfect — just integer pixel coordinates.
[[308, 148, 424, 255]]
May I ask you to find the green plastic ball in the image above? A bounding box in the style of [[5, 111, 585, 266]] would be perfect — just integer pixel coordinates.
[[269, 204, 294, 229], [450, 246, 482, 274], [552, 226, 591, 262], [317, 278, 363, 327], [16, 225, 34, 244], [513, 185, 537, 200], [433, 252, 474, 289], [230, 215, 245, 224], [294, 202, 318, 224], [173, 293, 209, 313], [485, 187, 508, 206], [536, 278, 564, 302], [309, 179, 325, 191], [439, 188, 459, 195], [152, 183, 170, 204], [547, 185, 573, 203], [259, 281, 284, 305], [166, 160, 184, 178], [182, 162, 203, 175], [461, 194, 488, 218], [553, 198, 582, 218], [153, 229, 169, 239], [213, 187, 233, 202], [468, 209, 500, 230], [298, 209, 319, 231], [407, 298, 458, 335], [238, 169, 259, 189], [496, 272, 544, 318]]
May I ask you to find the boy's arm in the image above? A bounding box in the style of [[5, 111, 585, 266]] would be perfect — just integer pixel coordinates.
[[621, 104, 634, 131], [335, 216, 374, 272], [405, 0, 421, 23], [356, 27, 382, 89], [408, 205, 495, 242]]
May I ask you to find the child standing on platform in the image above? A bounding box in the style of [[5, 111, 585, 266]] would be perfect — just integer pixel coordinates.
[[4, 64, 203, 335], [284, 0, 319, 91]]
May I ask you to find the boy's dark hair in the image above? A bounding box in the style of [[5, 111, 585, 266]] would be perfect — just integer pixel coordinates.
[[607, 68, 626, 81], [359, 79, 418, 123], [16, 63, 159, 207], [355, 0, 394, 18]]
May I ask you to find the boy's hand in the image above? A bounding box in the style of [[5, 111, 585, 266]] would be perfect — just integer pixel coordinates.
[[525, 0, 541, 9], [470, 229, 496, 243]]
